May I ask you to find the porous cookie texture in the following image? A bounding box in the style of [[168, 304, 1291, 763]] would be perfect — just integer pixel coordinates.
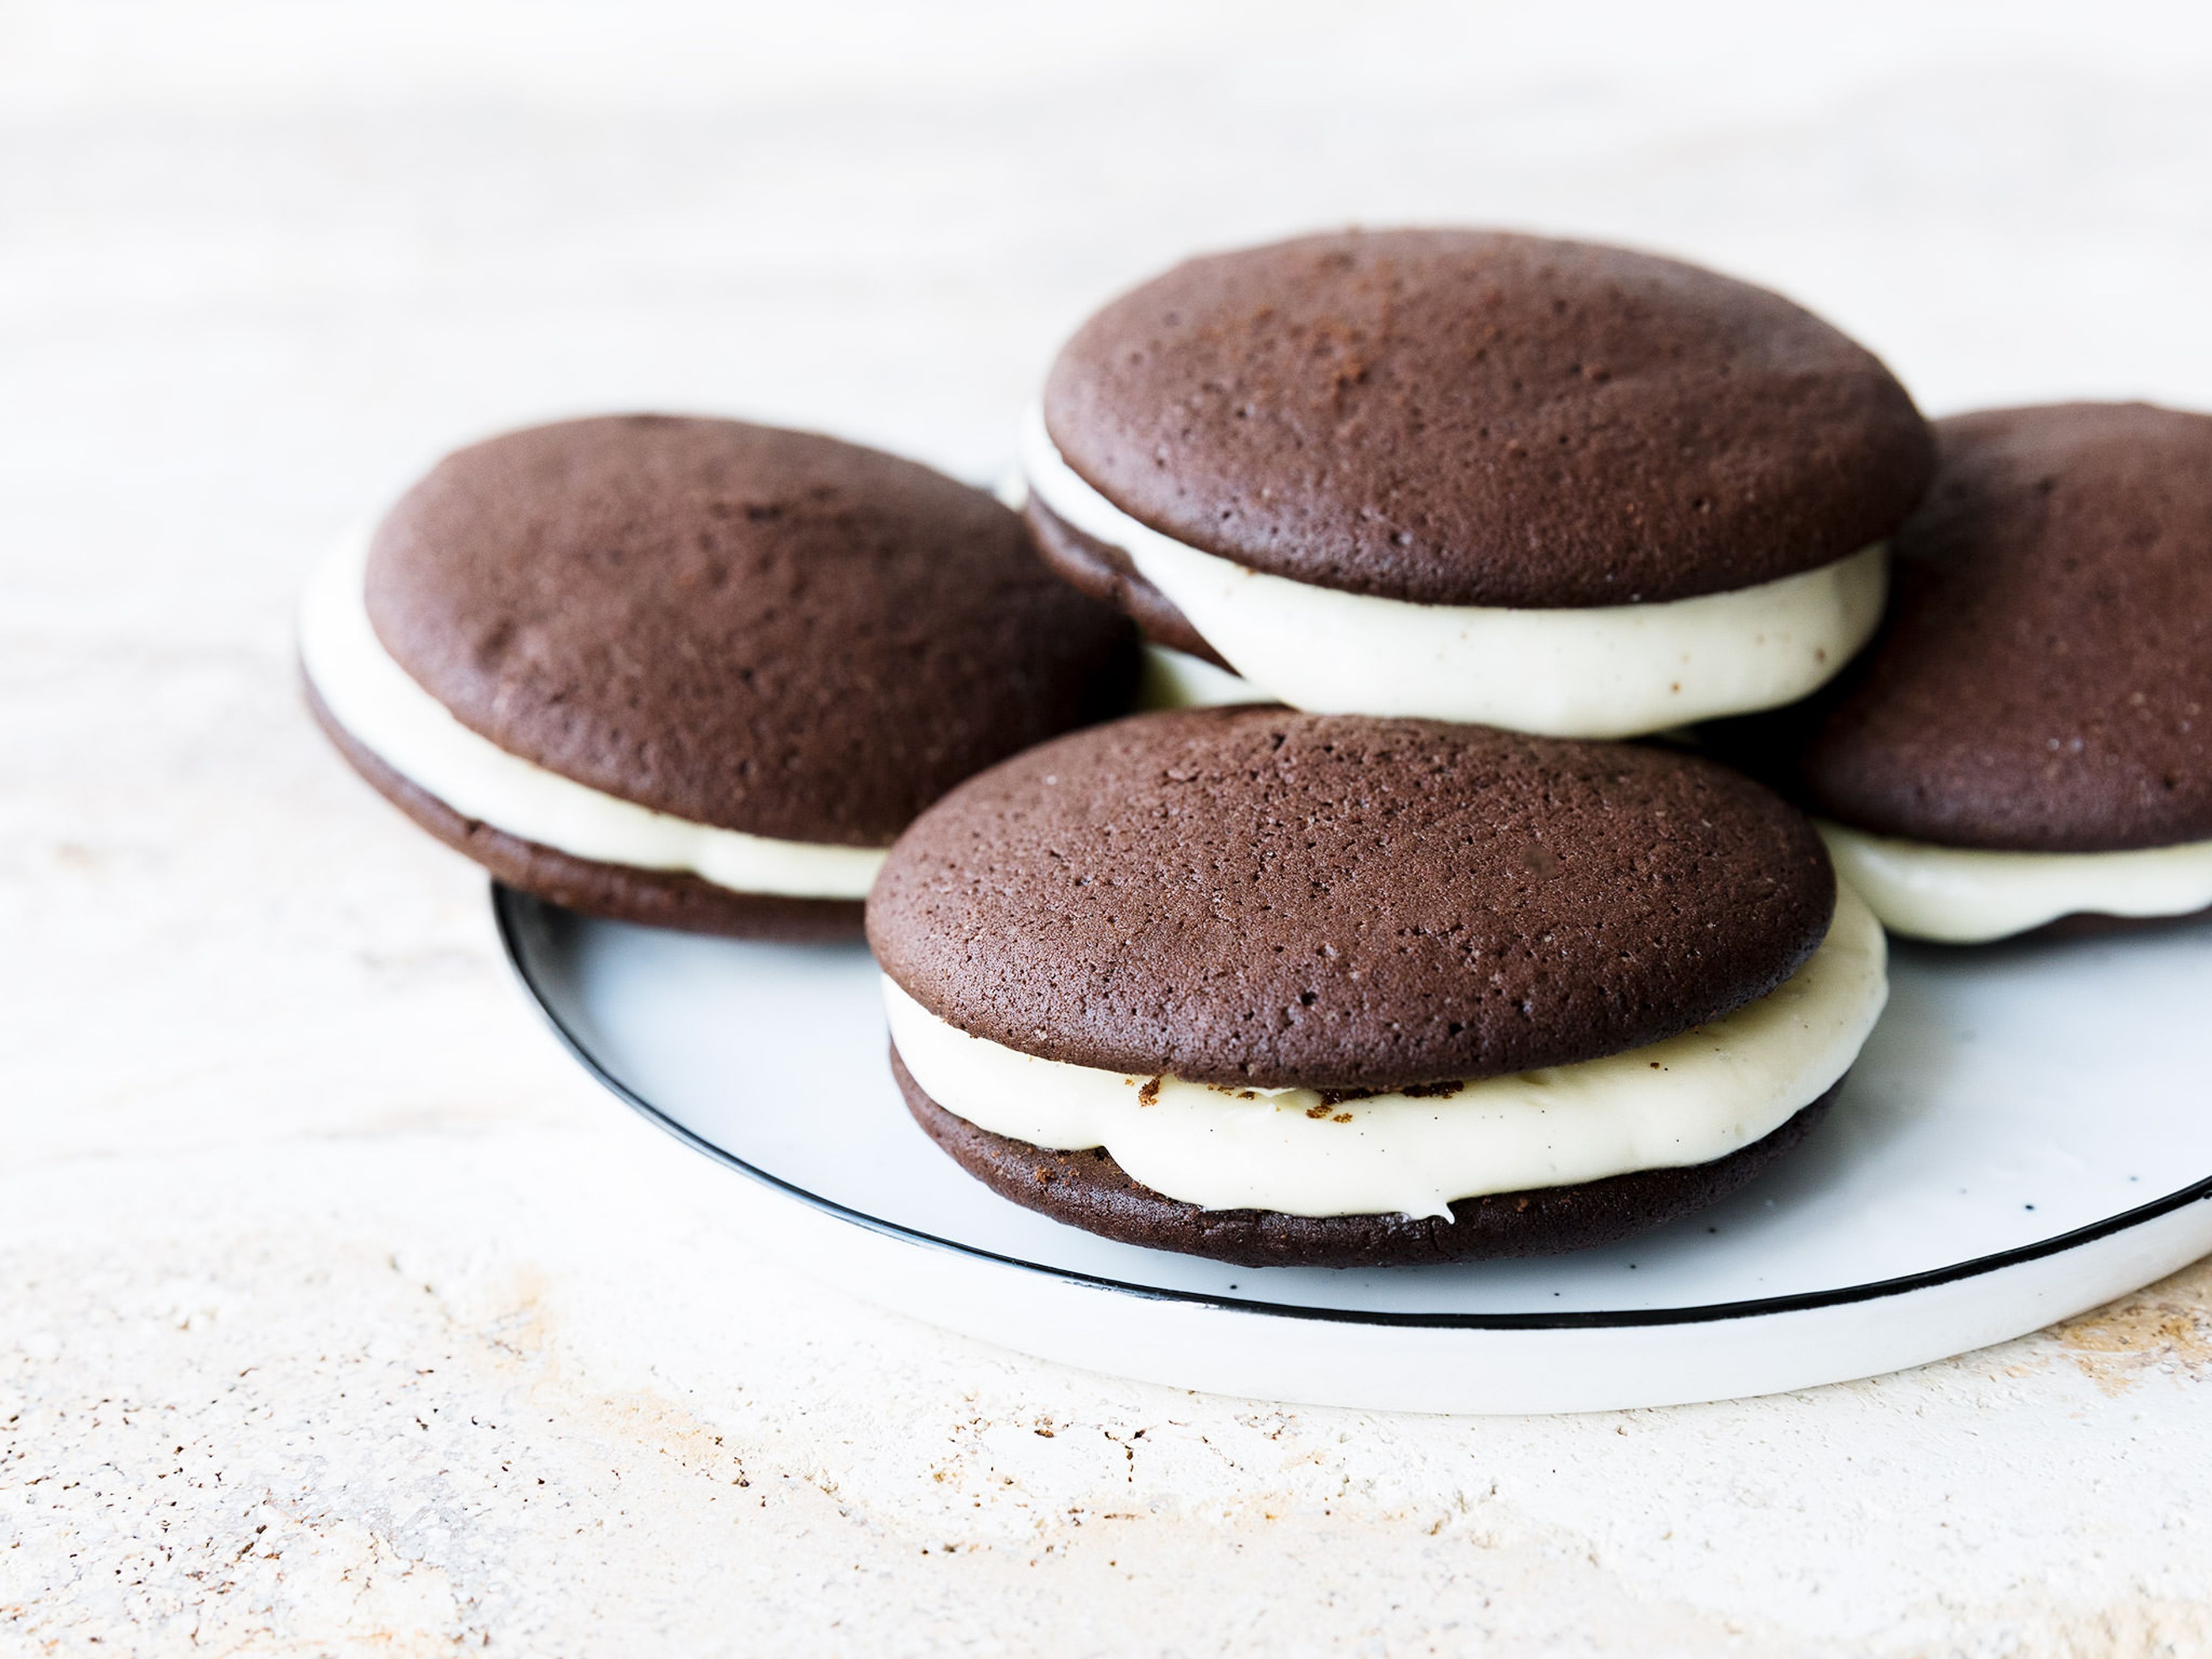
[[1041, 228, 1934, 608], [867, 707, 1835, 1090], [893, 1048, 1838, 1267], [1715, 403, 2212, 852], [365, 414, 1139, 846], [309, 680, 863, 939]]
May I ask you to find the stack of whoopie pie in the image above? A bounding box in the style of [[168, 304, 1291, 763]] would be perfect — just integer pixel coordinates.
[[308, 225, 2212, 1271], [864, 229, 1931, 1264]]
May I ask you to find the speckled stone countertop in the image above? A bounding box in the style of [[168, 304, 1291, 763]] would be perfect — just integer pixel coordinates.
[[7, 4, 2212, 1652]]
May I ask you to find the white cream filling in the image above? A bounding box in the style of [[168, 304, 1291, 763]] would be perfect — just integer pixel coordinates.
[[1817, 821, 2212, 944], [297, 531, 887, 900], [1020, 404, 1887, 740], [1135, 642, 1271, 710], [1001, 464, 1265, 711], [887, 885, 1887, 1219]]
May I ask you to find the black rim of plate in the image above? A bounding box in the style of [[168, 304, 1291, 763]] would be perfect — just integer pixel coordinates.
[[494, 882, 2212, 1332]]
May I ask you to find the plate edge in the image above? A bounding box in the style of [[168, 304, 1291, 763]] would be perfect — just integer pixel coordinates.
[[491, 881, 2212, 1332]]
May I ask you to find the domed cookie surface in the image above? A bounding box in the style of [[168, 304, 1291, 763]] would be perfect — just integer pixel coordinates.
[[1041, 228, 1934, 609]]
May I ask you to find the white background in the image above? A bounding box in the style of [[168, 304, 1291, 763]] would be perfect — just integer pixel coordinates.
[[7, 3, 2212, 1652]]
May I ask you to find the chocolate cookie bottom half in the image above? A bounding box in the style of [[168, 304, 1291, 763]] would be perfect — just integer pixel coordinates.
[[894, 1046, 1838, 1270], [308, 677, 863, 941], [1024, 493, 1225, 666]]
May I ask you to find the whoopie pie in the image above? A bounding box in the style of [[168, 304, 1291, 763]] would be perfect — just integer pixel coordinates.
[[302, 414, 1138, 937], [867, 708, 1887, 1267], [1711, 403, 2212, 944], [1019, 229, 1935, 736]]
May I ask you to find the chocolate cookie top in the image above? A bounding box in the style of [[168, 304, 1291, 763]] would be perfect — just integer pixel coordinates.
[[868, 708, 1835, 1089], [366, 415, 1138, 846], [1041, 229, 1934, 609], [1714, 403, 2212, 853]]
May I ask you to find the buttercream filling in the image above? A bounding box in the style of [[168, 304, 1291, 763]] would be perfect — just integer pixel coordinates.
[[885, 885, 1886, 1220], [1000, 467, 1266, 711], [297, 531, 887, 900], [1020, 405, 1887, 740], [1135, 643, 1270, 710], [1817, 821, 2212, 944]]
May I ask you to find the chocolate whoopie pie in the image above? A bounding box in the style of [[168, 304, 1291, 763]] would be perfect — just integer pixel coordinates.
[[867, 708, 1888, 1267], [1018, 228, 1934, 736], [302, 415, 1138, 937], [1710, 403, 2212, 944]]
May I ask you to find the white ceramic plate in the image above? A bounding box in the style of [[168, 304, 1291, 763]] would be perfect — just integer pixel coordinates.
[[495, 887, 2212, 1414]]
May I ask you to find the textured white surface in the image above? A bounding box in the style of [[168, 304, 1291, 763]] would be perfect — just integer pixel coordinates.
[[7, 2, 2212, 1651]]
